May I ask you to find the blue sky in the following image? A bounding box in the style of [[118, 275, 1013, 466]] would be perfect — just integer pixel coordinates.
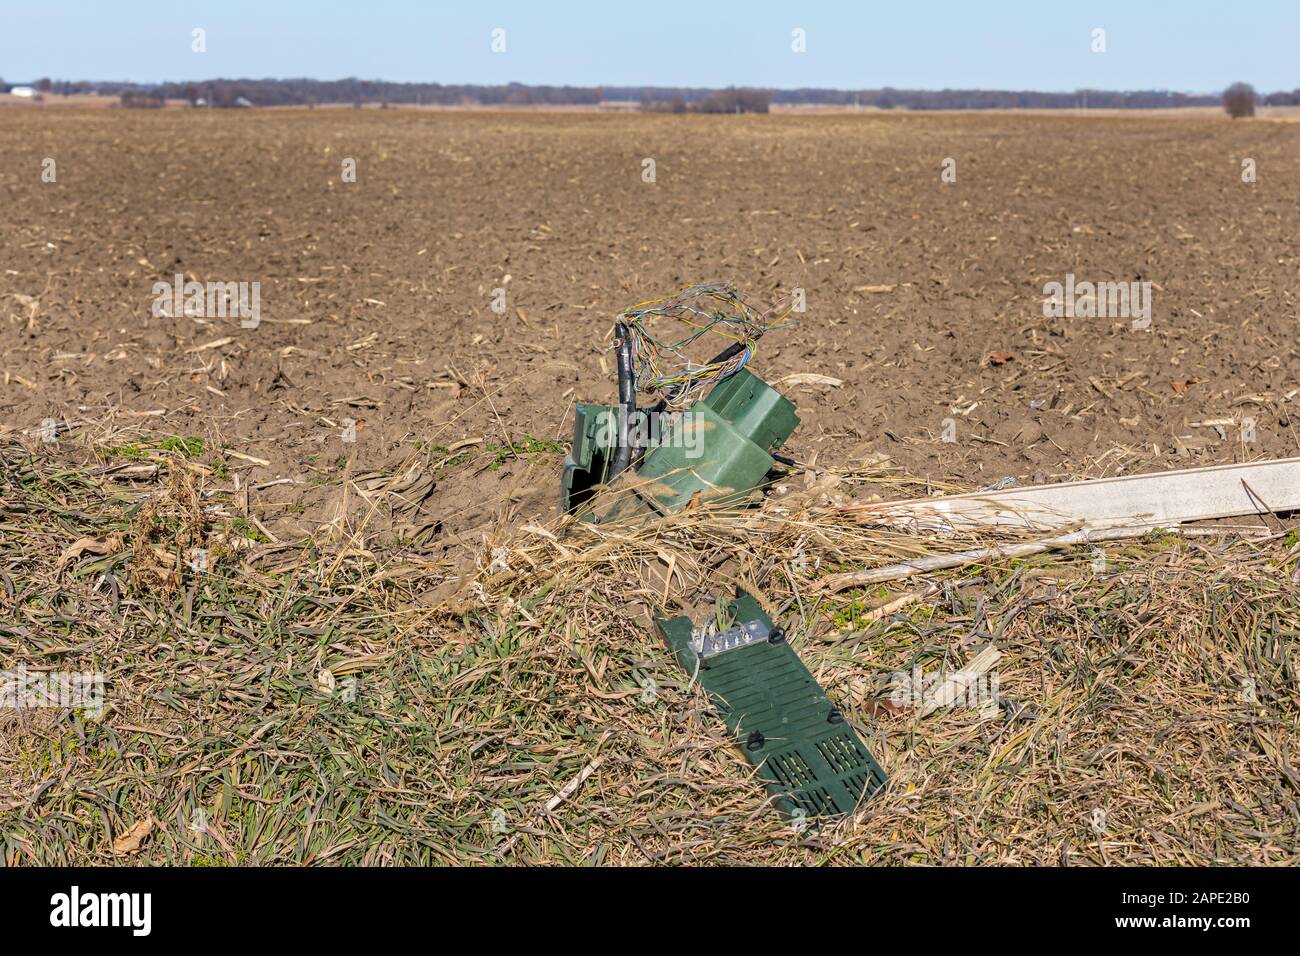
[[2, 0, 1296, 92]]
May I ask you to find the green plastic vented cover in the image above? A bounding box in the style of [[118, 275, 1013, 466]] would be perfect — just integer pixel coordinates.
[[632, 369, 799, 514], [702, 368, 799, 454], [656, 590, 888, 819]]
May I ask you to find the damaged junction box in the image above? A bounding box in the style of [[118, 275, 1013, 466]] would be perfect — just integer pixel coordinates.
[[563, 284, 804, 520], [561, 368, 798, 518]]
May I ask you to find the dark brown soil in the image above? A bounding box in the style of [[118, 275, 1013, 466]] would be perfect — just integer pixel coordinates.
[[4, 109, 1299, 555]]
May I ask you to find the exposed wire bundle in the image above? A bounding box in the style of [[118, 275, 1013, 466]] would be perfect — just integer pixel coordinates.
[[618, 282, 797, 409]]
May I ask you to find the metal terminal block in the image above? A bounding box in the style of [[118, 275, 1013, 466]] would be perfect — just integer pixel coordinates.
[[689, 619, 769, 659]]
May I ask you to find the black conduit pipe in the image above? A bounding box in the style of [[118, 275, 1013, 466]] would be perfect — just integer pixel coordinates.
[[608, 322, 637, 480]]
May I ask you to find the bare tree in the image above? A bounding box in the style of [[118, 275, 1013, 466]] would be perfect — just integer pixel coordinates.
[[1223, 82, 1256, 118]]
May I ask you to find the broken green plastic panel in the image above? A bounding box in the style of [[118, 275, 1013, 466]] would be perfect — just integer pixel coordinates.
[[656, 590, 888, 819], [561, 369, 799, 518], [561, 402, 635, 514]]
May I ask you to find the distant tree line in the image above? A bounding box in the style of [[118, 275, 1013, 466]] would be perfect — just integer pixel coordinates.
[[153, 78, 604, 108], [3, 77, 97, 95], [781, 88, 1222, 109], [623, 86, 1225, 110], [7, 77, 1300, 111], [640, 88, 771, 113]]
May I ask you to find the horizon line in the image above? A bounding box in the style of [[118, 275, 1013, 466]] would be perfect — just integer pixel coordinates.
[[7, 76, 1282, 98]]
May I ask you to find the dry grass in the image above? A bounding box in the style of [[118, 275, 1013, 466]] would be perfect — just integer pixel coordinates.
[[2, 434, 1298, 865]]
